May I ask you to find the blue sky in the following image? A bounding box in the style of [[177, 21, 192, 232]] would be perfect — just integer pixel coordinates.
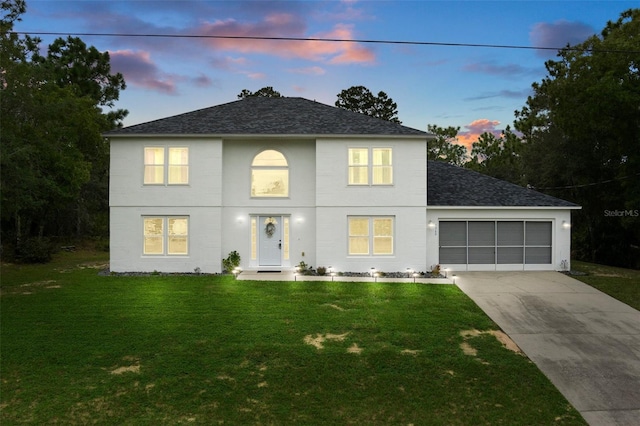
[[14, 0, 637, 148]]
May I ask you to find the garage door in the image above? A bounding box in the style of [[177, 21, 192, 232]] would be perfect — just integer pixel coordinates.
[[439, 221, 552, 268]]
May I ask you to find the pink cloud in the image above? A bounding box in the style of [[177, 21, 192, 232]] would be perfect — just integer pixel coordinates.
[[194, 17, 375, 64], [530, 20, 595, 58], [457, 119, 502, 151], [73, 5, 375, 66], [109, 50, 177, 94]]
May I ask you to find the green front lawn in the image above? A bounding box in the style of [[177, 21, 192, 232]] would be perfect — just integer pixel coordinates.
[[571, 261, 640, 310], [1, 251, 585, 425]]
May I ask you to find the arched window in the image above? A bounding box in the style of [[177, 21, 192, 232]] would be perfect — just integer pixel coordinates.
[[251, 150, 289, 197]]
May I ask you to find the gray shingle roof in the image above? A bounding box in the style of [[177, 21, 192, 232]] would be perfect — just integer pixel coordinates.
[[105, 97, 428, 137], [427, 160, 578, 207]]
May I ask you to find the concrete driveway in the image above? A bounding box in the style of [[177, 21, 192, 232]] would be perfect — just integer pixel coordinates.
[[455, 271, 640, 426]]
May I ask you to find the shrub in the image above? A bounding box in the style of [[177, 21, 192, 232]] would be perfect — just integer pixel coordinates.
[[317, 266, 327, 276], [17, 237, 54, 263], [222, 250, 241, 273]]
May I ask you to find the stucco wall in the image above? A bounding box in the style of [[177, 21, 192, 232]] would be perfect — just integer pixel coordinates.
[[109, 206, 222, 273], [222, 138, 316, 207], [221, 207, 317, 271], [315, 137, 427, 207], [109, 137, 222, 208], [315, 206, 428, 274], [109, 134, 574, 275], [219, 139, 317, 271], [109, 137, 223, 272]]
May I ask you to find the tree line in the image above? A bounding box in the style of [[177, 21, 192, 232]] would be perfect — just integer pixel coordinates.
[[2, 1, 638, 268], [1, 0, 127, 261]]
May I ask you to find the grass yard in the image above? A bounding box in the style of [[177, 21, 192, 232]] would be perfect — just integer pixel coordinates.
[[1, 251, 586, 425], [571, 261, 640, 310]]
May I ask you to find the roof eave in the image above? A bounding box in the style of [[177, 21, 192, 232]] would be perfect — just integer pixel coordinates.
[[104, 133, 431, 140]]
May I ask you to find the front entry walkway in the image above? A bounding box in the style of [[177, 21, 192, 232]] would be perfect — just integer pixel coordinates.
[[455, 271, 640, 426]]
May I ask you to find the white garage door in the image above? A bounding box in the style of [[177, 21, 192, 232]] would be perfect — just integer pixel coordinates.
[[439, 221, 552, 269]]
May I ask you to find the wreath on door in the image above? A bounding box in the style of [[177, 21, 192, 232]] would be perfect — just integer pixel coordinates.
[[265, 222, 276, 238]]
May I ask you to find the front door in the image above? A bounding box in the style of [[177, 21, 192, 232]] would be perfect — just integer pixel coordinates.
[[259, 216, 282, 266]]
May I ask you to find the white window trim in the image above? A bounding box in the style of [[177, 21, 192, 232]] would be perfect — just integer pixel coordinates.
[[142, 216, 189, 256], [143, 146, 189, 186], [250, 150, 290, 198], [348, 216, 395, 256], [347, 147, 393, 186]]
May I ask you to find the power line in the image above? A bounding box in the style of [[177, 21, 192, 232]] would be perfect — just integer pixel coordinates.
[[12, 31, 640, 54], [530, 173, 640, 190]]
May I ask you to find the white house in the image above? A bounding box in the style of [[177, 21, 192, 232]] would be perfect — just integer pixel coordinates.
[[106, 97, 579, 274]]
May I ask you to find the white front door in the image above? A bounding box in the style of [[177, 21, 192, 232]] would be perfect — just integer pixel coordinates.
[[259, 216, 282, 266]]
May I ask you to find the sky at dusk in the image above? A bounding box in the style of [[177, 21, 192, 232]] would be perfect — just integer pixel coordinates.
[[14, 0, 637, 149]]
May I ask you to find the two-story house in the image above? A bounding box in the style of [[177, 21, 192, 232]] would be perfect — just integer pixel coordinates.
[[106, 97, 579, 274]]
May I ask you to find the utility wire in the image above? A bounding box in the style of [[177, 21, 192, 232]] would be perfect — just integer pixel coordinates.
[[12, 31, 640, 54], [531, 173, 640, 190]]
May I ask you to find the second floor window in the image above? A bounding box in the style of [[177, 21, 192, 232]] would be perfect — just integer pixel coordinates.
[[251, 150, 289, 197], [348, 148, 393, 185], [144, 147, 189, 185]]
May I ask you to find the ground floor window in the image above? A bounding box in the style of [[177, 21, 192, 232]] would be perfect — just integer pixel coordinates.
[[439, 220, 551, 264], [143, 216, 189, 255], [348, 216, 394, 256]]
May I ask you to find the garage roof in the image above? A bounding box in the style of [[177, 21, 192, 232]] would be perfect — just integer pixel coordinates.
[[427, 161, 579, 207]]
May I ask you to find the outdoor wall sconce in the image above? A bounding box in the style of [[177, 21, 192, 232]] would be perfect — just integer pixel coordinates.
[[427, 221, 435, 229], [562, 221, 571, 229]]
